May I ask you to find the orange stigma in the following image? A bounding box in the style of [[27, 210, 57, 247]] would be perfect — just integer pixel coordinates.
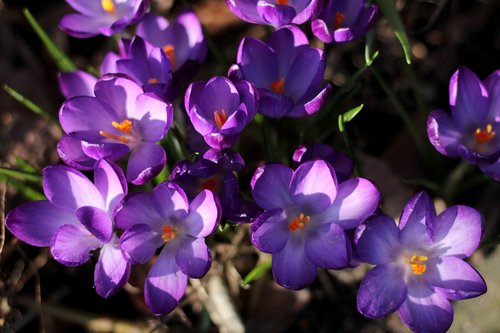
[[162, 225, 177, 243], [333, 12, 345, 29], [214, 109, 228, 129], [271, 78, 285, 95], [148, 78, 160, 84], [288, 213, 311, 231], [101, 0, 115, 14], [99, 131, 130, 144], [112, 119, 133, 134], [276, 0, 288, 4], [201, 178, 218, 191], [409, 255, 428, 275], [163, 45, 177, 70], [474, 124, 495, 144]]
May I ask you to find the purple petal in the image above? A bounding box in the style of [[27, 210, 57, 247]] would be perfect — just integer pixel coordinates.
[[127, 142, 166, 185], [183, 190, 221, 238], [77, 206, 113, 243], [427, 109, 461, 157], [145, 246, 188, 315], [100, 51, 120, 75], [51, 224, 103, 266], [399, 192, 434, 248], [272, 235, 317, 289], [120, 223, 163, 264], [94, 159, 127, 213], [257, 1, 296, 28], [305, 223, 350, 269], [65, 0, 105, 16], [81, 141, 129, 161], [199, 77, 241, 116], [311, 18, 333, 43], [357, 264, 407, 318], [292, 0, 323, 25], [237, 37, 278, 88], [285, 48, 325, 102], [59, 14, 110, 38], [255, 88, 294, 118], [133, 93, 172, 142], [266, 26, 308, 78], [58, 70, 97, 98], [57, 135, 95, 171], [115, 192, 164, 231], [251, 163, 293, 210], [355, 214, 399, 265], [225, 0, 264, 24], [94, 234, 131, 298], [152, 182, 189, 220], [301, 84, 332, 116], [289, 160, 337, 214], [94, 75, 143, 121], [6, 201, 77, 247], [251, 209, 289, 253], [176, 236, 211, 278]]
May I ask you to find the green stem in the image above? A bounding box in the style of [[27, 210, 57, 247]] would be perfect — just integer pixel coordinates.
[[3, 85, 57, 124]]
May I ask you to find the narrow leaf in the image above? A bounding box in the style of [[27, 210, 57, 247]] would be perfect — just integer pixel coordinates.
[[0, 176, 45, 201], [3, 85, 57, 123], [242, 260, 272, 287], [15, 156, 38, 173], [342, 104, 364, 123], [0, 167, 42, 184]]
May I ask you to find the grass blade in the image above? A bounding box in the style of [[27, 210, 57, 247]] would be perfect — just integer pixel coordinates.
[[241, 260, 271, 287], [0, 167, 42, 184], [3, 84, 58, 123]]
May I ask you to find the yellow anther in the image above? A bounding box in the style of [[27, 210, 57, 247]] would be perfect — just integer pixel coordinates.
[[214, 109, 228, 129], [162, 44, 177, 70], [101, 0, 115, 14], [162, 225, 177, 243], [410, 255, 428, 275], [474, 124, 495, 144], [271, 78, 285, 95], [112, 119, 133, 134], [288, 213, 311, 231]]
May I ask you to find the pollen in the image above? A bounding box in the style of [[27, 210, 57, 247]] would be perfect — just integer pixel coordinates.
[[162, 225, 177, 243], [474, 124, 495, 144], [276, 0, 288, 4], [201, 178, 218, 191], [271, 78, 285, 95], [101, 0, 115, 14], [148, 78, 160, 84], [112, 119, 133, 134], [163, 44, 177, 70], [409, 255, 428, 275], [288, 213, 311, 231], [214, 109, 228, 129], [333, 12, 345, 30]]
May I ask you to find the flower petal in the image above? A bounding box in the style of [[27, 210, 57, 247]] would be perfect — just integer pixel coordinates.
[[251, 163, 293, 210], [115, 192, 164, 231], [152, 182, 189, 220], [305, 223, 350, 269], [57, 135, 95, 170], [237, 37, 278, 88], [59, 14, 110, 38], [399, 191, 434, 248], [51, 224, 103, 266], [58, 70, 97, 98], [133, 93, 172, 142], [176, 236, 211, 278], [427, 109, 461, 157], [120, 223, 163, 264], [127, 142, 166, 185], [77, 206, 113, 243], [355, 214, 400, 265], [94, 75, 143, 120], [183, 190, 221, 238], [257, 1, 296, 28], [251, 209, 289, 253], [94, 159, 127, 213]]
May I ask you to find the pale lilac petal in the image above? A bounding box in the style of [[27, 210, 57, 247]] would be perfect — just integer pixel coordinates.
[[225, 0, 263, 24], [94, 75, 143, 120], [357, 264, 407, 318], [145, 246, 188, 315], [183, 190, 221, 238], [59, 14, 110, 38], [120, 224, 163, 264], [152, 182, 189, 220], [127, 142, 166, 185], [81, 141, 129, 161], [176, 237, 211, 278], [427, 109, 461, 157], [58, 70, 97, 98], [251, 164, 293, 210], [355, 214, 399, 265], [51, 224, 103, 266], [94, 234, 131, 298], [6, 201, 77, 247], [65, 0, 105, 16], [77, 206, 113, 243], [100, 52, 120, 74], [251, 209, 289, 253], [301, 84, 332, 116], [133, 93, 172, 142], [57, 135, 95, 170], [257, 1, 296, 27], [114, 192, 164, 231], [399, 191, 434, 248], [94, 159, 127, 213], [305, 223, 350, 269], [311, 18, 333, 43]]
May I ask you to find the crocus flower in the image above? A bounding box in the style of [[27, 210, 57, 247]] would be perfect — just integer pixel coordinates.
[[427, 67, 500, 165], [59, 0, 148, 38], [58, 70, 97, 98], [6, 160, 131, 298], [115, 182, 221, 315], [226, 0, 324, 28], [59, 74, 173, 184], [185, 76, 257, 149], [250, 159, 380, 289], [136, 11, 208, 86], [170, 148, 259, 222], [311, 0, 378, 43], [229, 26, 331, 118], [355, 192, 486, 333]]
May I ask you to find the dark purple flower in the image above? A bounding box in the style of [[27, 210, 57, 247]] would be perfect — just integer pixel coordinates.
[[311, 0, 378, 43], [250, 160, 380, 289], [59, 74, 173, 184], [229, 26, 331, 118], [115, 182, 221, 315], [59, 0, 148, 38], [355, 192, 486, 333], [226, 0, 324, 28], [185, 76, 257, 149], [427, 67, 500, 166], [6, 160, 131, 298]]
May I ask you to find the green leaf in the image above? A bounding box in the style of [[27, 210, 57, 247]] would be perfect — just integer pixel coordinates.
[[3, 84, 57, 123], [241, 260, 272, 287], [23, 8, 76, 72], [338, 114, 345, 133], [0, 167, 42, 184], [0, 176, 45, 201], [342, 104, 364, 123], [15, 156, 38, 173], [374, 0, 412, 64]]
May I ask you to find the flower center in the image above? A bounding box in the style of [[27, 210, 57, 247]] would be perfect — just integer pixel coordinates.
[[101, 0, 115, 14], [271, 78, 285, 95], [275, 0, 288, 5], [162, 225, 177, 243], [163, 44, 177, 70], [409, 255, 428, 275], [148, 78, 160, 84], [214, 109, 228, 129], [99, 119, 133, 144], [333, 12, 345, 30], [201, 178, 218, 191], [474, 124, 495, 144], [288, 213, 311, 231]]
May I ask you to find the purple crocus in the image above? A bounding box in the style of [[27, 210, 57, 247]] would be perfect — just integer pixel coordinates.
[[59, 0, 148, 38], [115, 182, 221, 315], [427, 67, 500, 166], [250, 159, 380, 289], [59, 74, 173, 184], [185, 76, 257, 149], [229, 26, 332, 118], [355, 192, 487, 333], [226, 0, 324, 28], [6, 160, 131, 298], [311, 0, 378, 43]]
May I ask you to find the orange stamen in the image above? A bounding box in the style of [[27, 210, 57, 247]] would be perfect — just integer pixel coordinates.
[[288, 213, 311, 231], [333, 12, 345, 30], [162, 225, 177, 243], [214, 109, 228, 129], [474, 124, 495, 144], [201, 178, 218, 191], [276, 0, 288, 4], [101, 0, 115, 14], [271, 78, 285, 95], [409, 255, 428, 275], [112, 119, 133, 134], [162, 45, 177, 70], [99, 131, 129, 144], [148, 78, 160, 84]]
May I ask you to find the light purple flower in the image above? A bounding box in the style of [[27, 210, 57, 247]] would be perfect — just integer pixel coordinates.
[[185, 76, 257, 149], [115, 182, 221, 315], [229, 26, 332, 118], [226, 0, 324, 28], [58, 70, 97, 98], [6, 160, 131, 298], [355, 192, 487, 333], [311, 0, 378, 43], [59, 74, 173, 184], [250, 160, 380, 289], [59, 0, 148, 38], [427, 67, 500, 166]]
